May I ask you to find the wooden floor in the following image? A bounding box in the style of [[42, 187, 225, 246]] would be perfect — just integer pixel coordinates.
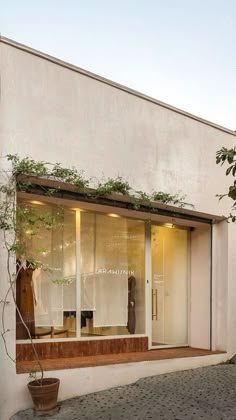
[[16, 347, 224, 374]]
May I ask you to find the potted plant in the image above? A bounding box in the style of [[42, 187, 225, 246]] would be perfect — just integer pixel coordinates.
[[27, 375, 60, 411]]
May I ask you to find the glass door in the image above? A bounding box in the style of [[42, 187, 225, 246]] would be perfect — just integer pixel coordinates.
[[151, 225, 188, 347]]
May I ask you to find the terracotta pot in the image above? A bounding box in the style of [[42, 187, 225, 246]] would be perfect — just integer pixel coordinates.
[[28, 378, 60, 411]]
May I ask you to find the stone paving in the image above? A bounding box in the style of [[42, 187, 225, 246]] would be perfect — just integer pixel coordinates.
[[10, 364, 236, 420]]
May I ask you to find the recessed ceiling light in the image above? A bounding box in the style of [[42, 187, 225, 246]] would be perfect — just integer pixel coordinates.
[[164, 223, 174, 228], [29, 200, 45, 205], [71, 208, 84, 211]]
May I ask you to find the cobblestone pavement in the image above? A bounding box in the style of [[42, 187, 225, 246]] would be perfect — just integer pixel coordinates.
[[10, 364, 236, 420]]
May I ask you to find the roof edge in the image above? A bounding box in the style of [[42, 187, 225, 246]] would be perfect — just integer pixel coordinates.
[[1, 35, 235, 137]]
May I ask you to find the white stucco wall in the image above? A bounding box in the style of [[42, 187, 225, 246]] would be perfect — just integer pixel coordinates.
[[0, 40, 235, 216], [190, 225, 211, 349], [212, 221, 228, 352], [0, 38, 236, 419]]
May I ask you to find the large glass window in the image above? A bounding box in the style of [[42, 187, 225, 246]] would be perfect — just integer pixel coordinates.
[[16, 201, 76, 339], [80, 212, 145, 336], [16, 200, 145, 339]]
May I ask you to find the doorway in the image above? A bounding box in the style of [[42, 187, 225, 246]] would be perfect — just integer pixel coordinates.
[[150, 224, 189, 347]]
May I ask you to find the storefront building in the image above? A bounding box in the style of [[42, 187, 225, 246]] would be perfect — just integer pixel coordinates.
[[16, 189, 217, 353], [0, 36, 235, 419]]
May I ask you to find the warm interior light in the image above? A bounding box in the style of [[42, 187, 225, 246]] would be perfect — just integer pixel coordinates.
[[164, 223, 174, 229], [71, 208, 84, 211], [107, 213, 121, 218], [29, 200, 45, 205]]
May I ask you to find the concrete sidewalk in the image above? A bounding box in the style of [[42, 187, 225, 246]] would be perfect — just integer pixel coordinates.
[[10, 364, 236, 420]]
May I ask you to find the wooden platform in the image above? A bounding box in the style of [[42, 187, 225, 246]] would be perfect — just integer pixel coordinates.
[[16, 337, 148, 362], [16, 347, 224, 374]]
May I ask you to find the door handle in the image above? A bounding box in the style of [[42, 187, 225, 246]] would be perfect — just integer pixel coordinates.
[[152, 289, 157, 320]]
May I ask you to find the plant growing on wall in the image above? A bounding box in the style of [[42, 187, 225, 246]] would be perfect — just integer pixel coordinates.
[[216, 146, 236, 222], [1, 154, 192, 345], [0, 157, 62, 362], [0, 153, 192, 348], [95, 176, 131, 196], [0, 156, 68, 410], [0, 153, 192, 409]]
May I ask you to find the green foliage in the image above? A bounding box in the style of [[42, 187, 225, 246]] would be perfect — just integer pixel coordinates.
[[135, 191, 151, 201], [152, 191, 179, 204], [151, 191, 191, 208], [50, 163, 89, 189], [0, 184, 15, 194], [0, 156, 71, 376], [0, 203, 14, 231], [216, 147, 236, 167], [4, 154, 191, 210], [94, 175, 191, 210], [216, 146, 236, 222], [7, 154, 48, 177], [130, 190, 192, 210], [0, 154, 192, 257], [96, 176, 131, 196], [6, 154, 89, 192], [0, 154, 192, 261], [16, 181, 33, 192], [229, 182, 236, 201]]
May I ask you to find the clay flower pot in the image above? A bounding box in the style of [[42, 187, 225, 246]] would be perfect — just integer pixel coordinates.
[[28, 378, 60, 411]]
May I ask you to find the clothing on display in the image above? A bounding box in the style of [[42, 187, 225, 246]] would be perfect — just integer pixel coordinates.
[[127, 275, 136, 334], [16, 260, 35, 339]]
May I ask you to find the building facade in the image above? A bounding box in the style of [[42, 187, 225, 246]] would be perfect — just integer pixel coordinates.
[[0, 36, 236, 419]]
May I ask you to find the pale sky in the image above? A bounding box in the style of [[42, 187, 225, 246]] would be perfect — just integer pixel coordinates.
[[1, 0, 236, 130]]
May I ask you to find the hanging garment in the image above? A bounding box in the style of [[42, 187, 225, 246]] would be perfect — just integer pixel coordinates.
[[32, 268, 64, 327], [127, 275, 136, 334], [16, 260, 36, 339], [28, 204, 76, 327]]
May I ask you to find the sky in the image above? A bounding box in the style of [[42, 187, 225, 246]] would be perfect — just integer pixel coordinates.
[[1, 0, 236, 130]]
